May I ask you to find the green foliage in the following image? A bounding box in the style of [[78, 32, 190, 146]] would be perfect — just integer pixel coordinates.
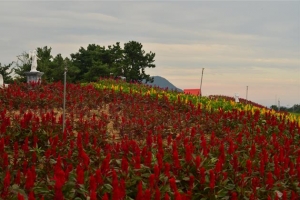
[[9, 41, 156, 83], [0, 62, 14, 83], [270, 104, 300, 113], [13, 47, 80, 83], [36, 46, 53, 73], [123, 41, 155, 83], [70, 44, 111, 82], [13, 51, 31, 83]]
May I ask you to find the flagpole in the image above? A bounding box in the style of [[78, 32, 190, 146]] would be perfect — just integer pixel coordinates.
[[63, 63, 67, 132], [199, 68, 204, 100]]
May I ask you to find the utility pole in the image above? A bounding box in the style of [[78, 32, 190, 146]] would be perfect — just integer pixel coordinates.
[[199, 68, 204, 100], [63, 62, 67, 132], [246, 86, 248, 104]]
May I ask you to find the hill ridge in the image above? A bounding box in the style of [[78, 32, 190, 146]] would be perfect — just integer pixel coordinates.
[[144, 76, 183, 92]]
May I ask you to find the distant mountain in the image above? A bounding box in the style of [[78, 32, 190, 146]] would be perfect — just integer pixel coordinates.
[[144, 76, 183, 92]]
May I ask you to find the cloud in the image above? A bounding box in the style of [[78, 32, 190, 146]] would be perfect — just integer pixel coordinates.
[[0, 1, 299, 106]]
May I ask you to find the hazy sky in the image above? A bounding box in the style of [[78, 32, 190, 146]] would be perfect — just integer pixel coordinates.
[[0, 1, 299, 107]]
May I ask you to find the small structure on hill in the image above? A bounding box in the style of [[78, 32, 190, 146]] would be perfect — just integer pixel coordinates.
[[234, 93, 239, 103], [0, 74, 8, 88], [24, 50, 44, 84], [184, 89, 200, 96]]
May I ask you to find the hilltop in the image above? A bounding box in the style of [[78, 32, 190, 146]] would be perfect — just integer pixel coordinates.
[[143, 76, 183, 92]]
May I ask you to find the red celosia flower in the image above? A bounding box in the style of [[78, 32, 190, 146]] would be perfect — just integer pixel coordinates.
[[15, 170, 21, 185], [164, 162, 170, 177], [209, 170, 215, 189], [274, 193, 279, 200], [31, 166, 36, 183], [246, 159, 252, 175], [101, 153, 111, 174], [185, 144, 192, 163], [102, 193, 109, 200], [154, 164, 160, 179], [215, 159, 222, 173], [155, 188, 161, 200], [260, 160, 265, 176], [2, 152, 8, 168], [289, 162, 295, 176], [156, 153, 163, 170], [32, 134, 38, 148], [54, 178, 64, 200], [134, 155, 141, 170], [266, 172, 273, 189], [76, 165, 84, 185], [219, 143, 225, 161], [145, 151, 152, 167], [189, 175, 194, 190], [291, 191, 297, 200], [112, 170, 120, 200], [231, 192, 238, 200], [164, 193, 170, 200], [172, 150, 181, 170], [144, 189, 151, 200], [18, 193, 25, 200], [282, 190, 287, 200], [25, 169, 34, 190], [32, 152, 37, 163], [120, 179, 126, 199], [210, 131, 215, 146], [169, 177, 177, 192], [0, 138, 4, 153], [201, 137, 208, 157], [146, 131, 153, 148], [232, 154, 238, 172], [14, 142, 19, 163], [79, 149, 90, 167], [95, 169, 103, 185], [3, 170, 10, 190], [199, 167, 205, 184], [136, 181, 143, 200], [22, 137, 29, 153], [121, 157, 129, 174], [240, 173, 246, 187], [90, 190, 97, 200], [250, 144, 256, 158], [251, 177, 259, 195], [195, 156, 201, 169], [297, 166, 300, 181], [149, 174, 155, 189], [174, 191, 181, 200], [89, 175, 97, 192], [228, 139, 234, 154], [28, 191, 35, 200]]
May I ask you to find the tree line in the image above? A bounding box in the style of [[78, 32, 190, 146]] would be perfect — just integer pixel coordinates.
[[270, 104, 300, 114], [0, 41, 156, 84]]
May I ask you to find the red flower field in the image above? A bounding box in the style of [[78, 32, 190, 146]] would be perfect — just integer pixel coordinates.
[[0, 80, 299, 199]]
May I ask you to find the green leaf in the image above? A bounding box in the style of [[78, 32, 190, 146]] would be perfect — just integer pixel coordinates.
[[10, 184, 28, 198], [103, 183, 113, 191], [182, 176, 190, 181], [224, 184, 235, 190]]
